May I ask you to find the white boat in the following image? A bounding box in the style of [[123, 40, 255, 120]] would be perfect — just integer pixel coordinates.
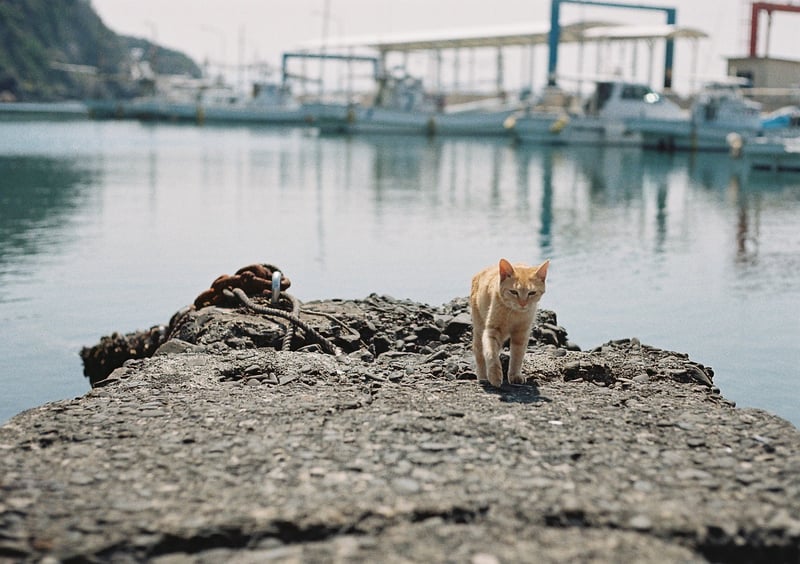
[[122, 97, 199, 122], [635, 81, 763, 151], [92, 74, 212, 122], [199, 83, 311, 125], [508, 79, 686, 146], [90, 78, 312, 125], [761, 105, 800, 136], [730, 134, 800, 172], [313, 71, 519, 137], [510, 79, 766, 152], [0, 101, 89, 119]]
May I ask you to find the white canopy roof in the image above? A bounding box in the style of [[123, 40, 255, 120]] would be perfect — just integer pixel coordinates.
[[299, 21, 614, 53], [298, 21, 708, 54], [581, 24, 708, 41]]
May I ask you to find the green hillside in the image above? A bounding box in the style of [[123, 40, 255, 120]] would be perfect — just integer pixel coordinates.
[[0, 0, 201, 101]]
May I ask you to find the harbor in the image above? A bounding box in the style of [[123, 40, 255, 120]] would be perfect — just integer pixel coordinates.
[[1, 0, 798, 430], [4, 1, 799, 168], [1, 119, 799, 429], [2, 2, 800, 560]]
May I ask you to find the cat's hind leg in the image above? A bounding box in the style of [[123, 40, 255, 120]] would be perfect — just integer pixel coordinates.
[[472, 324, 487, 381], [482, 328, 504, 387]]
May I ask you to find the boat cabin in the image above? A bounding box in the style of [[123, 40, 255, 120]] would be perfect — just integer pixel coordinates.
[[691, 82, 762, 131], [582, 80, 684, 120]]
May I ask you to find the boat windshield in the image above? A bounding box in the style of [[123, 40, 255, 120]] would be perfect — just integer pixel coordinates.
[[621, 84, 660, 104]]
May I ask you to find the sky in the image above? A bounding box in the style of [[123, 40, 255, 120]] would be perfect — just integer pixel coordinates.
[[91, 0, 799, 96]]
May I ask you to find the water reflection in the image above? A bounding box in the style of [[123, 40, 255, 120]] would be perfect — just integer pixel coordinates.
[[0, 156, 95, 280], [3, 127, 790, 300], [310, 136, 800, 295], [730, 176, 760, 267], [0, 121, 798, 426]]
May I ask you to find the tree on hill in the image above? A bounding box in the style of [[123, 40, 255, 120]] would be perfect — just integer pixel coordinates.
[[0, 0, 200, 101]]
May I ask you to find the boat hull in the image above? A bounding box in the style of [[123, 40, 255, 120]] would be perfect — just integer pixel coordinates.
[[200, 105, 310, 125], [313, 104, 516, 136], [635, 118, 762, 152], [512, 113, 642, 147], [513, 113, 766, 152], [88, 98, 315, 126], [742, 137, 800, 172], [0, 102, 88, 120]]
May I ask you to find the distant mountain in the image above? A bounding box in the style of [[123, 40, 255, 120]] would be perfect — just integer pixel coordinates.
[[0, 0, 202, 101]]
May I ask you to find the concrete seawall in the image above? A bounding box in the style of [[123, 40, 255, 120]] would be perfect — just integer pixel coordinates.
[[1, 295, 798, 562]]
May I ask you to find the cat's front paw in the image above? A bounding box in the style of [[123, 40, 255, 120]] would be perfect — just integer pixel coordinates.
[[487, 366, 503, 388], [508, 372, 526, 385]]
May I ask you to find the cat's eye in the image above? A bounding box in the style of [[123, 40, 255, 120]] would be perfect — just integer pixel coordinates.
[[509, 290, 519, 296], [528, 291, 538, 297]]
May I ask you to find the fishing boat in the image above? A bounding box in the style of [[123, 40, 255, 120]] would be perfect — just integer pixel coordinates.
[[507, 78, 687, 146], [0, 101, 89, 119], [198, 82, 310, 125], [89, 77, 312, 125], [313, 70, 518, 136], [761, 105, 800, 136], [509, 78, 769, 152], [729, 133, 800, 172], [297, 20, 615, 137], [635, 80, 763, 151]]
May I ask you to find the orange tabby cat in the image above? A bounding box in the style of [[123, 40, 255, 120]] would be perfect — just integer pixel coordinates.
[[470, 259, 549, 387]]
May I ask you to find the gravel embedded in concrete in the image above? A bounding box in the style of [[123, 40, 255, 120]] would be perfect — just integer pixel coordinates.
[[2, 296, 799, 562]]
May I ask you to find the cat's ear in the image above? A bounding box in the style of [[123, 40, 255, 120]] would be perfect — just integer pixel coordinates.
[[499, 258, 515, 281], [535, 259, 550, 281]]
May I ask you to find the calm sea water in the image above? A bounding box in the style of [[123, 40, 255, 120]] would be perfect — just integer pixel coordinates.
[[1, 118, 798, 426]]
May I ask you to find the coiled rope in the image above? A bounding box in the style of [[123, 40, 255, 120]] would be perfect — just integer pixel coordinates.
[[223, 288, 342, 357]]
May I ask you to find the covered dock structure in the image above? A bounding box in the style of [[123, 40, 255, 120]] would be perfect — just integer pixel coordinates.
[[291, 19, 707, 100]]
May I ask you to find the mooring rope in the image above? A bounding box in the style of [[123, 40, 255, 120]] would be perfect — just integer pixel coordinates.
[[281, 291, 300, 351], [223, 288, 341, 356]]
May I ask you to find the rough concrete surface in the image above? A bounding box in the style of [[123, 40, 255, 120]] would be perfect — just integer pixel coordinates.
[[2, 295, 799, 563]]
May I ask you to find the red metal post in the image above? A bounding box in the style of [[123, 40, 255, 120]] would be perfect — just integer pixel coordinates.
[[749, 2, 760, 57], [749, 2, 800, 58]]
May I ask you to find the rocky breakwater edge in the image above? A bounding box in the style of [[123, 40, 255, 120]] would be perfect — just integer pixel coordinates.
[[2, 265, 800, 563]]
